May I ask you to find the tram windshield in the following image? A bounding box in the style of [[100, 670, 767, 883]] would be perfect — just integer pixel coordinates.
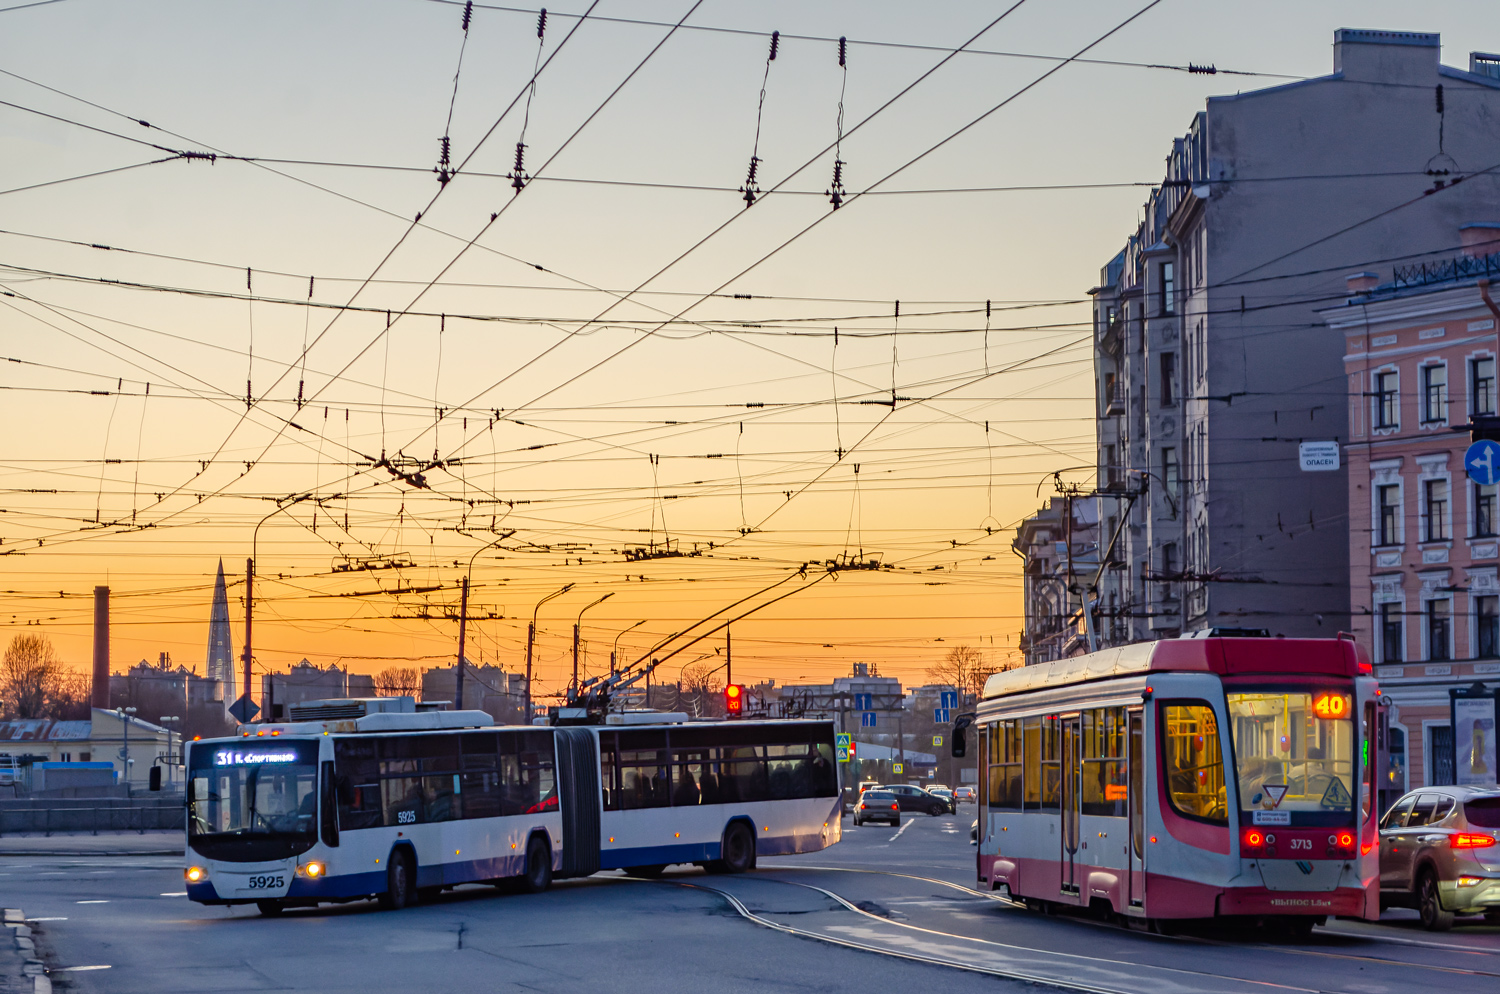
[[1227, 690, 1356, 827], [188, 740, 319, 861]]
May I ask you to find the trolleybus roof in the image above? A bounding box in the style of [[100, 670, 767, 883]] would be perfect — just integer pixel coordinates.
[[981, 636, 1370, 701]]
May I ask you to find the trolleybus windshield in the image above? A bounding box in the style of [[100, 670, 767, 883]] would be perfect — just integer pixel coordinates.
[[1227, 691, 1355, 827], [188, 740, 319, 862]]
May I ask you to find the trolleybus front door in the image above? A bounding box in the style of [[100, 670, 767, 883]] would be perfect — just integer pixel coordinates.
[[1061, 716, 1081, 896]]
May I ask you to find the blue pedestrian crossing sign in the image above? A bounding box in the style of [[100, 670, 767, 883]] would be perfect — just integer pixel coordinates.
[[940, 691, 959, 709], [835, 733, 852, 762], [861, 711, 877, 728], [1467, 440, 1500, 486], [934, 708, 951, 723], [853, 692, 873, 710]]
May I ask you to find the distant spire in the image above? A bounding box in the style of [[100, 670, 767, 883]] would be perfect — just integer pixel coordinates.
[[207, 559, 235, 710]]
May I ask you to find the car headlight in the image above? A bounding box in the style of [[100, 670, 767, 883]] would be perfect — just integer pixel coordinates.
[[185, 866, 207, 883]]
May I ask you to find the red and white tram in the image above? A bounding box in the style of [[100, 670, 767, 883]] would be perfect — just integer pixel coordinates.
[[969, 634, 1380, 929]]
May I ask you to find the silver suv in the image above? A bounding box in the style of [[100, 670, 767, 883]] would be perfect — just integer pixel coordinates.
[[1378, 785, 1500, 930]]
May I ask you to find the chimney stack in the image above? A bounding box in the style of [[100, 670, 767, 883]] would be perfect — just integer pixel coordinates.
[[1460, 223, 1500, 258], [92, 586, 110, 709], [1345, 271, 1380, 295]]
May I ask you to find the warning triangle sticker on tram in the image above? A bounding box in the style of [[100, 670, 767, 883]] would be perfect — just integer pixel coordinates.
[[1264, 784, 1288, 808]]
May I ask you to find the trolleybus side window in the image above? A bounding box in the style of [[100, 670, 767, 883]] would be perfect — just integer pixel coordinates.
[[1082, 707, 1128, 817], [1160, 702, 1228, 824], [459, 731, 502, 820], [509, 730, 557, 814], [616, 729, 672, 810], [988, 720, 1022, 810], [333, 738, 383, 831]]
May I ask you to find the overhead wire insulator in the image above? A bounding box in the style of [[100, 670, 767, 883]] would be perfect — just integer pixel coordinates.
[[827, 35, 849, 211], [537, 7, 547, 39], [509, 141, 528, 193], [462, 0, 473, 32], [769, 30, 779, 61], [740, 30, 780, 209], [740, 156, 761, 207], [436, 135, 453, 187]]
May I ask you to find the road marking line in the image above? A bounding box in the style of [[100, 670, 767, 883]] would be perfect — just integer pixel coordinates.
[[75, 900, 109, 904], [888, 819, 914, 843], [27, 918, 67, 922], [52, 965, 112, 972], [159, 892, 187, 897]]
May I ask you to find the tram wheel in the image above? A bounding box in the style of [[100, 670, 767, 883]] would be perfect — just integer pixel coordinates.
[[521, 836, 553, 894], [256, 900, 284, 917], [624, 864, 667, 878]]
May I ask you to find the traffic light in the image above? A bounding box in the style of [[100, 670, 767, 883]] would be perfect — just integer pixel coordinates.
[[724, 683, 744, 716], [847, 739, 857, 760]]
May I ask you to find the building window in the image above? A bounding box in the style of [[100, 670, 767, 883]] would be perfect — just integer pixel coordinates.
[[1160, 262, 1175, 315], [1478, 595, 1499, 658], [1377, 484, 1401, 546], [1422, 364, 1447, 423], [1161, 542, 1177, 578], [1427, 599, 1452, 661], [1160, 352, 1176, 407], [1476, 482, 1497, 537], [1374, 371, 1399, 429], [1472, 357, 1495, 417], [1380, 603, 1403, 663], [1104, 445, 1119, 488], [1423, 479, 1449, 542], [1162, 447, 1179, 503]]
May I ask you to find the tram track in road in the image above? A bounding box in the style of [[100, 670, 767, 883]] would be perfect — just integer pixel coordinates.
[[735, 862, 1500, 991]]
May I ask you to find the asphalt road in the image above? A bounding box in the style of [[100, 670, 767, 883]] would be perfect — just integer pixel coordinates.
[[5, 807, 1500, 993]]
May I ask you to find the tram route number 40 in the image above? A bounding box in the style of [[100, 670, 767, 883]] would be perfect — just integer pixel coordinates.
[[1312, 693, 1350, 718]]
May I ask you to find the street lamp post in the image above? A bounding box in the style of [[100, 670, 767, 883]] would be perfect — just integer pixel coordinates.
[[611, 620, 647, 678], [456, 531, 515, 711], [244, 493, 319, 721], [115, 706, 136, 789], [572, 592, 615, 699], [524, 583, 574, 722]]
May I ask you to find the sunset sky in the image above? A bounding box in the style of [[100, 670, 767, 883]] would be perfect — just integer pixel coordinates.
[[3, 0, 1496, 703]]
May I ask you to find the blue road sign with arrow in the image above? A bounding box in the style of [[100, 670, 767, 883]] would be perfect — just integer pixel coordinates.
[[861, 712, 877, 728], [940, 691, 959, 709], [1467, 440, 1500, 486], [853, 693, 873, 710], [934, 708, 951, 723]]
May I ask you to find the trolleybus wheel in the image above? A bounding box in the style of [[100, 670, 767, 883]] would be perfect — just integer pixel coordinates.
[[624, 864, 666, 878], [1418, 870, 1454, 931], [379, 849, 413, 910], [521, 836, 553, 894], [256, 900, 284, 916], [717, 822, 755, 874]]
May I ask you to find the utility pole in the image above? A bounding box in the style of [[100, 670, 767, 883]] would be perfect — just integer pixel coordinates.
[[455, 575, 469, 710], [242, 557, 253, 719], [725, 624, 732, 688], [92, 586, 109, 709]]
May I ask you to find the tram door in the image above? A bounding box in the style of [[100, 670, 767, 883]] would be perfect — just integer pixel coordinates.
[[1127, 710, 1145, 908], [1061, 715, 1081, 895]]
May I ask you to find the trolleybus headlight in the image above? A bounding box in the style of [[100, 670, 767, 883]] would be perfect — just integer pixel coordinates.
[[296, 861, 326, 878], [185, 866, 207, 883]]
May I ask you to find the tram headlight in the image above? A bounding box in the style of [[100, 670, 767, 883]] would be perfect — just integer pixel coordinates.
[[185, 866, 207, 883], [296, 860, 326, 878]]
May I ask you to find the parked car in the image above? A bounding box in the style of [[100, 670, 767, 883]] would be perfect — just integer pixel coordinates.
[[853, 789, 901, 827], [928, 787, 957, 814], [1378, 785, 1500, 930], [953, 786, 976, 804], [882, 783, 951, 816]]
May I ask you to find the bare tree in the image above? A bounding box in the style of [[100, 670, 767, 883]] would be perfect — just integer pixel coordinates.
[[925, 645, 1008, 702], [0, 634, 89, 719], [678, 660, 724, 718], [373, 666, 422, 698]]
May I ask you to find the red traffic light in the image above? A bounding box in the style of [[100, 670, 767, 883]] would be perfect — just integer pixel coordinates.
[[725, 684, 744, 715]]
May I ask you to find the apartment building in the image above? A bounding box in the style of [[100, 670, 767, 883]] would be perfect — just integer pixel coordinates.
[[1325, 224, 1500, 797], [1088, 30, 1500, 643]]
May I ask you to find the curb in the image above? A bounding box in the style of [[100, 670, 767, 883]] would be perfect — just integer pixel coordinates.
[[4, 909, 50, 994]]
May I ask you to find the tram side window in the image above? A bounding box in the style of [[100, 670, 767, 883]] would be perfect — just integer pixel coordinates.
[[1023, 718, 1042, 809], [1039, 716, 1061, 810], [1082, 707, 1128, 817], [1160, 702, 1228, 824], [988, 720, 1022, 810]]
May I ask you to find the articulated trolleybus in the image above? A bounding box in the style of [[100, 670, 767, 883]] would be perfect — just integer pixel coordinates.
[[968, 634, 1379, 933], [183, 702, 840, 913]]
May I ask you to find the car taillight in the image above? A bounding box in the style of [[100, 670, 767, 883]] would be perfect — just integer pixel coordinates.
[[1452, 833, 1497, 849], [891, 803, 898, 811]]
